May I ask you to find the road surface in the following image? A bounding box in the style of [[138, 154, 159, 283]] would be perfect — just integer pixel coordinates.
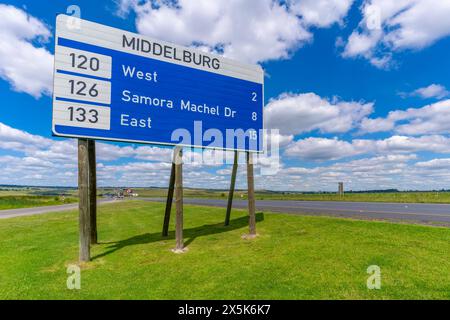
[[0, 199, 116, 219], [141, 198, 450, 225], [2, 198, 450, 226]]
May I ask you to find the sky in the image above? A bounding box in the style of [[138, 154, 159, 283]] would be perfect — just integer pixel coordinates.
[[1, 0, 450, 191]]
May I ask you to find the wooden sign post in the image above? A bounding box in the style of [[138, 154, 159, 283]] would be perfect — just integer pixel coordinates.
[[162, 161, 176, 237], [88, 140, 97, 244], [77, 138, 97, 262], [78, 139, 91, 262], [225, 151, 239, 226], [162, 146, 182, 237], [173, 147, 186, 253], [162, 146, 187, 252], [224, 150, 257, 237], [245, 151, 257, 238]]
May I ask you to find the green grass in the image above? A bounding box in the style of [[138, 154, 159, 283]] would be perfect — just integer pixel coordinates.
[[105, 187, 450, 203], [251, 191, 450, 203], [101, 187, 231, 199], [0, 201, 449, 299], [4, 186, 450, 204], [0, 196, 77, 210]]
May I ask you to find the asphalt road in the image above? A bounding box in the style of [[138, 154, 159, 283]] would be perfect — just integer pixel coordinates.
[[141, 198, 450, 225], [2, 197, 450, 226], [0, 199, 116, 219]]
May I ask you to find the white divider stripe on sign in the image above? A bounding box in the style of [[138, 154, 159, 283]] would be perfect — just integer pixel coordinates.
[[55, 46, 112, 79], [53, 100, 111, 130], [53, 72, 111, 105], [56, 14, 263, 84]]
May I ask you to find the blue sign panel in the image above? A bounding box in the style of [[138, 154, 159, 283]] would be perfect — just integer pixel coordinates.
[[52, 15, 264, 152]]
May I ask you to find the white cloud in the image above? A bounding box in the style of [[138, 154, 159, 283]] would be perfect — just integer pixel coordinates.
[[0, 122, 52, 152], [96, 143, 136, 161], [263, 154, 421, 191], [362, 135, 450, 154], [410, 84, 450, 99], [285, 137, 360, 161], [285, 135, 450, 161], [360, 99, 450, 135], [0, 4, 53, 97], [265, 92, 373, 135], [3, 121, 450, 191], [119, 0, 354, 64], [289, 0, 354, 28], [359, 116, 395, 133], [0, 122, 238, 187], [342, 0, 450, 68], [0, 122, 177, 164], [134, 146, 173, 161], [415, 158, 450, 169]]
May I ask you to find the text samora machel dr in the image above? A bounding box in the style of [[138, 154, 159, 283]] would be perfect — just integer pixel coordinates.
[[121, 90, 238, 118], [119, 93, 238, 128]]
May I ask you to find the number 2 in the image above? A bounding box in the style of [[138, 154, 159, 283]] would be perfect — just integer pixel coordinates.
[[252, 92, 257, 102]]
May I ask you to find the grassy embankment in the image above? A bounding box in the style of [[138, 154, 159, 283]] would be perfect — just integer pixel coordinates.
[[0, 196, 77, 210], [126, 188, 450, 203], [0, 187, 450, 206], [0, 201, 449, 299]]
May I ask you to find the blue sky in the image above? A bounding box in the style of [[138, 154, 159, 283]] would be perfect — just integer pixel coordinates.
[[1, 0, 450, 191]]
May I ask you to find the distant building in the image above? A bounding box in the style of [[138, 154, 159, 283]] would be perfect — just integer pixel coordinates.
[[117, 188, 139, 198], [338, 182, 344, 196]]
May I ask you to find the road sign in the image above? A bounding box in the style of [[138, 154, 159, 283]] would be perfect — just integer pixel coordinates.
[[52, 15, 264, 152]]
